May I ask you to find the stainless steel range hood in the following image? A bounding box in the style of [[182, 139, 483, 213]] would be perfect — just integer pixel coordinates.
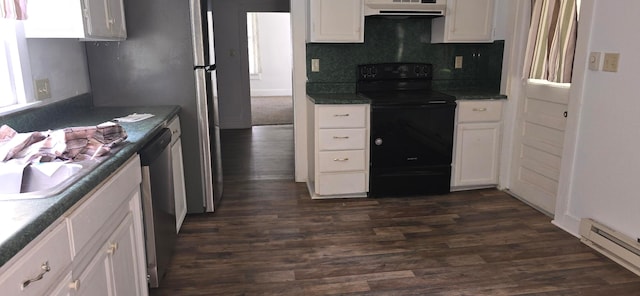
[[364, 0, 447, 16]]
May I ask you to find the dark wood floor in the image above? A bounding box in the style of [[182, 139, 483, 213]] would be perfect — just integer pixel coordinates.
[[219, 125, 294, 182], [150, 126, 640, 296]]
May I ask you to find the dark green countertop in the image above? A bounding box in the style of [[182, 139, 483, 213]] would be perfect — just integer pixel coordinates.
[[307, 90, 505, 104], [440, 90, 507, 100], [307, 93, 370, 104], [0, 105, 179, 268]]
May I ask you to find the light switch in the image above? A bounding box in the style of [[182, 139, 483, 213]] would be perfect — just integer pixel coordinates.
[[35, 79, 51, 100], [602, 53, 620, 72], [455, 56, 463, 69], [311, 59, 320, 72], [588, 52, 601, 71]]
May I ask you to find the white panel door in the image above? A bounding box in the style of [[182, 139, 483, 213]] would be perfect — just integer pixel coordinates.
[[509, 79, 570, 214]]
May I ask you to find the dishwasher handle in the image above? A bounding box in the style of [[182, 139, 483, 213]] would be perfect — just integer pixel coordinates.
[[140, 128, 172, 166]]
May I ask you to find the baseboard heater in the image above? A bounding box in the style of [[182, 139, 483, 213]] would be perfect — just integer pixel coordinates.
[[579, 218, 640, 276]]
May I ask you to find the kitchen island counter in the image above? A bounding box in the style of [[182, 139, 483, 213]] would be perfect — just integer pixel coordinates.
[[0, 103, 180, 268]]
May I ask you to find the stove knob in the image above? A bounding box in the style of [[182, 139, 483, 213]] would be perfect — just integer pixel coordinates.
[[374, 138, 383, 146]]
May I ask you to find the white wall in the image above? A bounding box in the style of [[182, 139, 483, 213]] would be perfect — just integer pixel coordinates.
[[554, 0, 640, 240], [250, 13, 292, 97], [27, 39, 90, 102]]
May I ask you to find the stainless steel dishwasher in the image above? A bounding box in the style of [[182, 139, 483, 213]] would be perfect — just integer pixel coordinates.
[[139, 128, 177, 288]]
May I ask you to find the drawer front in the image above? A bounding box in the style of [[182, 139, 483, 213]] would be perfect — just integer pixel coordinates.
[[167, 116, 181, 144], [0, 222, 71, 296], [317, 105, 367, 128], [318, 150, 366, 172], [68, 156, 141, 257], [318, 129, 366, 151], [317, 172, 367, 195], [458, 100, 503, 123]]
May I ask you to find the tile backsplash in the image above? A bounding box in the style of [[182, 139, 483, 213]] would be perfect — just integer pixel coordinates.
[[307, 16, 504, 94]]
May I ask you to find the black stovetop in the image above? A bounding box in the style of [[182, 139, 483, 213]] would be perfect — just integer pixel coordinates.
[[356, 63, 454, 105]]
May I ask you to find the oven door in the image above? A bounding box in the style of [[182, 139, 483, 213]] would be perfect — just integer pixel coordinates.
[[369, 102, 456, 197], [370, 102, 456, 169]]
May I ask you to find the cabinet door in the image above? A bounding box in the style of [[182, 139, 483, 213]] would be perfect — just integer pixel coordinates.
[[108, 212, 144, 296], [454, 122, 500, 186], [107, 0, 127, 38], [84, 0, 127, 39], [309, 0, 364, 42], [75, 249, 111, 296], [432, 0, 494, 42], [172, 139, 188, 233], [84, 0, 112, 38]]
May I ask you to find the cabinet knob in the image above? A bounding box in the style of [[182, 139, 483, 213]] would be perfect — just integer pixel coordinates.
[[333, 158, 349, 162], [333, 136, 350, 139], [21, 261, 51, 289], [107, 242, 119, 254], [69, 279, 81, 291], [472, 107, 487, 112], [333, 113, 350, 117]]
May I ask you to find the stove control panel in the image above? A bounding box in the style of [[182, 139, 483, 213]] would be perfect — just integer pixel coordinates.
[[357, 63, 433, 80]]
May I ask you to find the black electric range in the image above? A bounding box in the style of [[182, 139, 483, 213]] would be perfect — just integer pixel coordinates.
[[357, 63, 456, 197]]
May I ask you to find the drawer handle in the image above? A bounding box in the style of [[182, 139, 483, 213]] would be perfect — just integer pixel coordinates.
[[333, 136, 350, 139], [21, 261, 50, 289], [107, 242, 119, 255], [333, 158, 349, 162], [333, 113, 350, 117], [472, 108, 487, 112], [69, 279, 81, 291]]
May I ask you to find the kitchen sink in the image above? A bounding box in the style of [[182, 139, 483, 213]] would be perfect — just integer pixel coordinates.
[[0, 160, 99, 201]]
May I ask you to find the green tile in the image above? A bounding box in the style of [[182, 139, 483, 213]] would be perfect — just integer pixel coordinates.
[[307, 17, 504, 94]]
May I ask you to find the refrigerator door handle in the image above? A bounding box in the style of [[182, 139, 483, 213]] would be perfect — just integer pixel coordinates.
[[193, 64, 216, 72]]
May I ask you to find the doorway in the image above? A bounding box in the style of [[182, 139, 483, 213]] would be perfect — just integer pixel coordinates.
[[219, 11, 294, 183], [247, 12, 293, 127]]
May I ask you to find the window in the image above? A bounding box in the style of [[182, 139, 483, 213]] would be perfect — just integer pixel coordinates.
[[247, 13, 261, 77], [0, 19, 33, 111]]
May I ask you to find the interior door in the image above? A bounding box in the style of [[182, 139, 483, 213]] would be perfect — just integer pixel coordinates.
[[509, 79, 570, 214]]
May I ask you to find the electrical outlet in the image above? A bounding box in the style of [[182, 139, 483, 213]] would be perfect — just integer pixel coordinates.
[[311, 59, 320, 72], [455, 56, 463, 69], [602, 53, 620, 72], [35, 79, 51, 100]]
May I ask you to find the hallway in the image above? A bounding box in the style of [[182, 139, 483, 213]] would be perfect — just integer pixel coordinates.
[[220, 125, 295, 182]]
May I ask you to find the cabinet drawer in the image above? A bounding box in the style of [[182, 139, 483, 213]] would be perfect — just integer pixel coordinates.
[[317, 172, 367, 195], [457, 100, 503, 123], [318, 129, 366, 150], [317, 105, 367, 128], [318, 150, 366, 172], [0, 222, 71, 296], [68, 156, 142, 257]]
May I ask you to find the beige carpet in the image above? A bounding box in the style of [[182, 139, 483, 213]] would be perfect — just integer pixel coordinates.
[[251, 96, 293, 126]]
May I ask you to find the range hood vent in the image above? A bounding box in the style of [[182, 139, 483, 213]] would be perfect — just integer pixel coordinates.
[[364, 0, 447, 17]]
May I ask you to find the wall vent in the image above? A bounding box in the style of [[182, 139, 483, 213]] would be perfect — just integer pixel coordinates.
[[579, 218, 640, 276]]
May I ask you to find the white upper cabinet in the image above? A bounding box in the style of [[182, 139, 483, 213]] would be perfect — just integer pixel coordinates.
[[308, 0, 364, 43], [431, 0, 495, 43], [25, 0, 127, 40]]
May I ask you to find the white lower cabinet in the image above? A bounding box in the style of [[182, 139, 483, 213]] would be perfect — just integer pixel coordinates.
[[168, 116, 187, 233], [0, 156, 147, 296], [452, 100, 503, 189], [307, 101, 370, 198]]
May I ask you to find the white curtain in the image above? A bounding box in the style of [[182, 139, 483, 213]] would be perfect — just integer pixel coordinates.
[[1, 0, 27, 20], [523, 0, 578, 83]]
